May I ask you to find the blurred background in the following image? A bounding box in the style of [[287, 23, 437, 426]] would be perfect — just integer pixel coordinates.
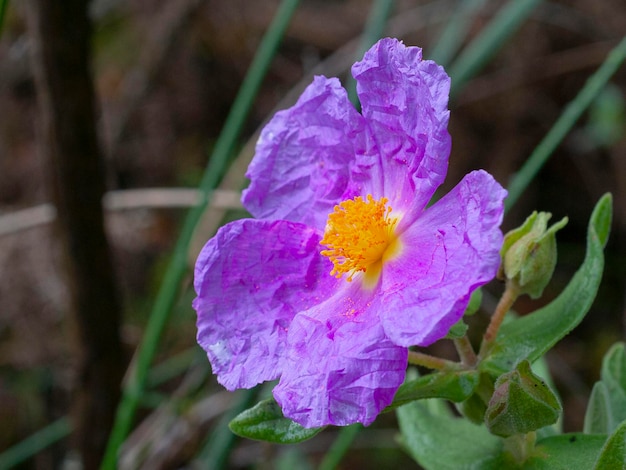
[[0, 0, 625, 468]]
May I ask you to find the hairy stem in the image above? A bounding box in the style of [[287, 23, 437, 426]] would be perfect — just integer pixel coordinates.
[[481, 282, 520, 353], [407, 350, 460, 371], [454, 335, 478, 367]]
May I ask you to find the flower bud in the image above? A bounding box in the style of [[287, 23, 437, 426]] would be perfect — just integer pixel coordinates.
[[498, 212, 568, 299], [485, 360, 561, 437]]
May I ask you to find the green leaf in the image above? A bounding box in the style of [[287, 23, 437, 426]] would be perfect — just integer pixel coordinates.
[[601, 342, 626, 392], [584, 382, 613, 434], [600, 345, 626, 433], [397, 399, 504, 470], [229, 399, 323, 444], [584, 342, 626, 434], [593, 419, 626, 469], [481, 194, 612, 376], [521, 434, 608, 469], [590, 193, 613, 249], [385, 370, 480, 411]]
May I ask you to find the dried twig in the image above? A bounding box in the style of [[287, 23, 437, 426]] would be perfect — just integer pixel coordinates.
[[0, 188, 242, 237]]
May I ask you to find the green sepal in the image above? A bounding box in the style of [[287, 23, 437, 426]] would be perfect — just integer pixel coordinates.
[[485, 360, 561, 437], [532, 355, 563, 435], [499, 211, 541, 263], [445, 289, 482, 339], [385, 369, 480, 411], [465, 288, 483, 316], [445, 318, 468, 339], [228, 398, 323, 444], [481, 194, 612, 376]]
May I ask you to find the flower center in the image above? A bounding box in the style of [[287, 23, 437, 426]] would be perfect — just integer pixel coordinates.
[[320, 194, 398, 282]]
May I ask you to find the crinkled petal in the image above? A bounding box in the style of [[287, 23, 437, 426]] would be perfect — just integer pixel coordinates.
[[242, 76, 366, 230], [352, 38, 451, 224], [274, 286, 408, 427], [380, 170, 507, 346], [193, 218, 339, 390]]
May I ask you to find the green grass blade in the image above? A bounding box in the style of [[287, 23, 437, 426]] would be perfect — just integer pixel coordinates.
[[449, 0, 542, 97], [146, 347, 201, 387], [318, 424, 362, 470], [505, 36, 626, 211], [429, 0, 486, 66], [100, 0, 301, 467], [0, 0, 9, 36], [0, 418, 72, 469], [347, 0, 395, 105], [197, 389, 259, 470]]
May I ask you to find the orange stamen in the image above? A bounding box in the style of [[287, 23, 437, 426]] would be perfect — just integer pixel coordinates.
[[320, 195, 398, 282]]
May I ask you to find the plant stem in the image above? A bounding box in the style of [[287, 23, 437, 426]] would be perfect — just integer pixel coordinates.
[[454, 335, 478, 367], [407, 350, 459, 371], [481, 282, 520, 352]]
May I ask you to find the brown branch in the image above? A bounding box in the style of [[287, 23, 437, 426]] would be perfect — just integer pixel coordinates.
[[25, 1, 125, 468]]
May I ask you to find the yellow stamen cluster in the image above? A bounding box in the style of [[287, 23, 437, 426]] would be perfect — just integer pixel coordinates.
[[320, 194, 398, 281]]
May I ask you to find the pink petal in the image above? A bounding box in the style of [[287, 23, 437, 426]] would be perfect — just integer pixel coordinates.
[[352, 38, 451, 224], [274, 287, 408, 427], [193, 219, 338, 390], [380, 170, 507, 346], [242, 76, 367, 231]]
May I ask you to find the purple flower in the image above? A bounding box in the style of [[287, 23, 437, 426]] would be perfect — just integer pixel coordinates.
[[193, 38, 507, 428]]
